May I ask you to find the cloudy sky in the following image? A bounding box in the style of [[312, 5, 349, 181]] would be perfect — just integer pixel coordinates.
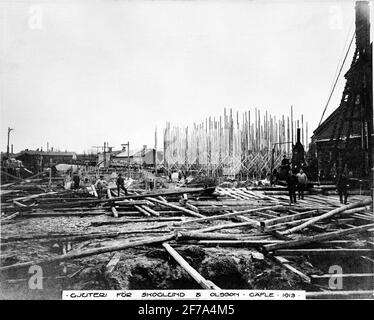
[[0, 0, 364, 153]]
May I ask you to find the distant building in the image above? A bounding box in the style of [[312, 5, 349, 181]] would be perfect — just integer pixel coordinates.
[[76, 153, 98, 166], [16, 150, 77, 173], [113, 148, 163, 167]]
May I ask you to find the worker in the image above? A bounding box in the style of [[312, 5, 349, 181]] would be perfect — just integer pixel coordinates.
[[281, 154, 288, 165], [286, 170, 297, 205], [94, 175, 107, 199], [281, 154, 290, 170], [72, 171, 80, 189], [296, 168, 308, 200], [116, 173, 128, 196], [82, 177, 91, 192], [271, 168, 278, 185], [336, 171, 353, 204]]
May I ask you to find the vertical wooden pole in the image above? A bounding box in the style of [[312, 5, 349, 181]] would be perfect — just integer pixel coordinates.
[[301, 114, 304, 147], [287, 116, 290, 154], [291, 105, 294, 147]]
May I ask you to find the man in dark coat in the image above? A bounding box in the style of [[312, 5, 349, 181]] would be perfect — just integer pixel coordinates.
[[72, 172, 80, 189], [116, 173, 128, 197], [286, 170, 298, 205], [336, 171, 353, 204]]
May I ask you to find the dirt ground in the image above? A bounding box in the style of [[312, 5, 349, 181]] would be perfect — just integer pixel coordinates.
[[0, 210, 323, 299], [1, 184, 372, 300]]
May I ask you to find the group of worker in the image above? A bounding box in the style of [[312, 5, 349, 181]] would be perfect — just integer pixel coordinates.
[[286, 168, 308, 205], [285, 167, 354, 205], [94, 173, 129, 199], [71, 172, 129, 199]]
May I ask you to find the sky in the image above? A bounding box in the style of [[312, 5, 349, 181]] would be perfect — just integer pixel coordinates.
[[0, 0, 367, 153]]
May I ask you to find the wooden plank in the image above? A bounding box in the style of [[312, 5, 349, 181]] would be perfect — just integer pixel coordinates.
[[261, 210, 319, 228], [190, 219, 260, 233], [104, 252, 122, 276], [146, 197, 205, 218], [134, 205, 151, 217], [2, 229, 169, 243], [111, 206, 119, 218], [107, 188, 113, 199], [162, 243, 220, 290], [185, 202, 200, 213], [158, 196, 167, 202], [1, 212, 20, 221], [10, 191, 57, 202], [91, 185, 98, 198], [192, 240, 284, 247], [115, 200, 155, 206], [275, 248, 374, 256], [42, 187, 214, 208], [141, 205, 160, 217], [91, 217, 183, 226], [179, 232, 272, 241], [21, 211, 106, 217], [177, 205, 284, 225], [12, 200, 28, 208], [264, 217, 315, 232], [282, 199, 372, 235], [273, 256, 311, 283], [264, 223, 374, 251], [0, 234, 175, 272]]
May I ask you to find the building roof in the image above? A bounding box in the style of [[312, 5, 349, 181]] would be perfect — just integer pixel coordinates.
[[114, 149, 139, 158], [19, 150, 77, 157], [114, 148, 163, 163]]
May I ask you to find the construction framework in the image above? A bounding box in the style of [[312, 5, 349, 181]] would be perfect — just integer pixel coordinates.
[[312, 1, 373, 179], [163, 108, 308, 179]]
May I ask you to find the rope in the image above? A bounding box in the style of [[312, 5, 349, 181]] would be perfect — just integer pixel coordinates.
[[318, 31, 355, 127]]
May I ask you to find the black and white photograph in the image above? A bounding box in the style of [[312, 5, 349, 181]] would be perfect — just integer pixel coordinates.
[[0, 0, 373, 304]]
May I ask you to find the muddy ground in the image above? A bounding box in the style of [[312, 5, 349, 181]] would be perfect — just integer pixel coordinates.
[[0, 211, 324, 300]]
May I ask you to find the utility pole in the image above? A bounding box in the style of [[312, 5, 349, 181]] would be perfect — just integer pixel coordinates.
[[103, 142, 106, 168], [290, 106, 294, 148], [121, 142, 130, 178], [7, 127, 14, 158], [154, 127, 157, 174], [49, 158, 52, 188]]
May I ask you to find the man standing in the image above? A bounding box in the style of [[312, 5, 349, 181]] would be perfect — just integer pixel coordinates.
[[286, 170, 297, 205], [72, 171, 80, 190], [296, 169, 308, 200], [116, 173, 128, 197], [336, 171, 353, 204], [95, 175, 107, 199]]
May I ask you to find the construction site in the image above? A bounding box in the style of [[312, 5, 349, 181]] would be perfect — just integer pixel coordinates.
[[0, 1, 373, 300]]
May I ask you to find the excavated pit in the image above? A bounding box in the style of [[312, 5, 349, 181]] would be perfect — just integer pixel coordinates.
[[104, 246, 310, 291]]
